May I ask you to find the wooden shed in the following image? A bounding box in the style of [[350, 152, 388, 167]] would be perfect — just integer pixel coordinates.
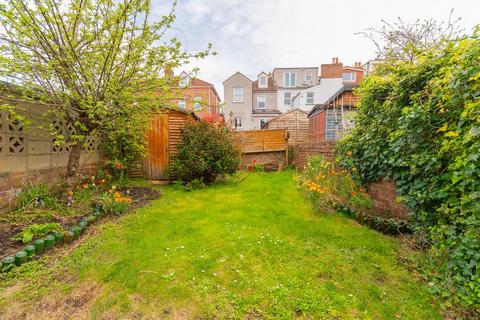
[[129, 108, 198, 180], [264, 109, 309, 145]]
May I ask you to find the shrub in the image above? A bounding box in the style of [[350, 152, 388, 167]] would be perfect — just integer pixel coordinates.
[[335, 27, 480, 309], [168, 120, 240, 183]]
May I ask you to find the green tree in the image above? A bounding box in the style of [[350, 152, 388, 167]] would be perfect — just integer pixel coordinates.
[[0, 0, 212, 178]]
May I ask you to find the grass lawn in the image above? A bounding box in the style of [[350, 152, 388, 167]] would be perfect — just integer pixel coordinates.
[[0, 170, 441, 319]]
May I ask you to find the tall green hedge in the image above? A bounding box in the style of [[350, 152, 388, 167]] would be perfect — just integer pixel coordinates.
[[336, 27, 480, 309]]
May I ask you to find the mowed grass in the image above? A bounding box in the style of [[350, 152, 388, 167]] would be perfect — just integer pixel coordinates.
[[2, 170, 441, 319]]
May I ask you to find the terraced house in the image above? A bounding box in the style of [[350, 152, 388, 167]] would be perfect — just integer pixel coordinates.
[[223, 58, 363, 132]]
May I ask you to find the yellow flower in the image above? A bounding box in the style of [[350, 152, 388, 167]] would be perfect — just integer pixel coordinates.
[[445, 131, 459, 137]]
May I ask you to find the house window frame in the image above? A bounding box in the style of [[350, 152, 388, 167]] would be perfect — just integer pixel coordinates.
[[305, 72, 312, 82], [233, 86, 244, 103], [342, 72, 356, 82], [178, 99, 186, 109], [233, 117, 243, 129], [259, 118, 268, 129], [258, 76, 267, 88], [179, 76, 189, 88], [257, 95, 266, 109], [283, 72, 296, 87], [283, 92, 292, 106], [306, 92, 314, 105], [194, 96, 202, 111]]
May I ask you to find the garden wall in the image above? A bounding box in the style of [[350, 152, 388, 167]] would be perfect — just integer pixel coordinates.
[[0, 90, 103, 211], [294, 140, 408, 219]]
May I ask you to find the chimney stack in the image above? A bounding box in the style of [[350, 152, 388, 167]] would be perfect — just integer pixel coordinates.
[[321, 57, 343, 78], [354, 61, 362, 68]]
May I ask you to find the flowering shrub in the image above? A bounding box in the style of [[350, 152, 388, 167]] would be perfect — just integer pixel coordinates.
[[100, 187, 132, 214], [296, 155, 372, 214]]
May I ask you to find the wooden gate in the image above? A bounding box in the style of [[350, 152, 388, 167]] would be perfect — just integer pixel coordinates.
[[144, 113, 169, 180]]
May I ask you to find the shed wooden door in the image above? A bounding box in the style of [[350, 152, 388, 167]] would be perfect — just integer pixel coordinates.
[[144, 113, 169, 180]]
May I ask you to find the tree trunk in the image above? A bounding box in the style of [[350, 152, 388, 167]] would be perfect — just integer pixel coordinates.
[[66, 142, 83, 179]]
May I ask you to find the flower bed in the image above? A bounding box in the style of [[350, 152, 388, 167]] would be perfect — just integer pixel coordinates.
[[0, 178, 160, 273]]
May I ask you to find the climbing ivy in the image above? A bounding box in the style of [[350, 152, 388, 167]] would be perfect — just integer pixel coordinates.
[[336, 27, 480, 309]]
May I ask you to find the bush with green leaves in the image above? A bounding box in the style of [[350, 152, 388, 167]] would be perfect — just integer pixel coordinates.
[[335, 27, 480, 309], [168, 120, 240, 183]]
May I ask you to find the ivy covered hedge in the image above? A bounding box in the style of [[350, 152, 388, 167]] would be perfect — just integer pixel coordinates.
[[336, 28, 480, 309]]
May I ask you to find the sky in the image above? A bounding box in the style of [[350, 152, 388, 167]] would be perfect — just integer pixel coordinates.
[[153, 0, 480, 99]]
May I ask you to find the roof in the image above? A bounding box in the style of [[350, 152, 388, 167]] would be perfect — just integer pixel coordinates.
[[252, 109, 281, 115], [307, 104, 325, 118], [159, 106, 200, 120], [223, 71, 252, 84], [266, 108, 308, 123], [307, 83, 359, 118], [189, 78, 221, 102], [343, 66, 365, 72], [273, 67, 318, 71], [252, 76, 276, 91]]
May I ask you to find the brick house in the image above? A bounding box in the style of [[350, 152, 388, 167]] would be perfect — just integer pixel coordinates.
[[174, 71, 221, 119]]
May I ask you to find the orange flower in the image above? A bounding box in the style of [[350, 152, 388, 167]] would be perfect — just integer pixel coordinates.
[[347, 150, 353, 156]]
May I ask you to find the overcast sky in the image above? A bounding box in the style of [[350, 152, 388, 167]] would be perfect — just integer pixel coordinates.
[[153, 0, 480, 98]]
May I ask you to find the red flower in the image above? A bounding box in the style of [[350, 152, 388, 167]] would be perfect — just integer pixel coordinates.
[[253, 160, 256, 164]]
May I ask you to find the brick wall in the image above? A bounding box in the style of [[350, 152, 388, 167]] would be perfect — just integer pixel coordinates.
[[294, 141, 336, 169], [240, 151, 286, 169], [367, 179, 409, 219], [294, 141, 409, 219], [0, 164, 99, 211]]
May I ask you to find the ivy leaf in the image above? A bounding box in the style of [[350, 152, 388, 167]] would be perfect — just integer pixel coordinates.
[[437, 123, 448, 132], [445, 131, 459, 138]]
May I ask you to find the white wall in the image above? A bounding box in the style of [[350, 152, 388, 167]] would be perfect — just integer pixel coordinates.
[[292, 78, 343, 112]]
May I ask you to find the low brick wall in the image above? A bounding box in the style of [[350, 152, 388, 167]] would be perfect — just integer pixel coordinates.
[[240, 151, 286, 169], [0, 164, 100, 211], [294, 141, 408, 219], [368, 179, 409, 219], [294, 141, 336, 169]]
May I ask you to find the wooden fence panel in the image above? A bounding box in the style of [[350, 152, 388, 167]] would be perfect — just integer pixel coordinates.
[[235, 129, 288, 153]]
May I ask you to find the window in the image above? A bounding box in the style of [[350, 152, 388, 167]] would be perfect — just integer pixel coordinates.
[[259, 76, 267, 88], [257, 95, 266, 109], [194, 96, 202, 111], [342, 72, 356, 82], [178, 99, 186, 109], [233, 87, 243, 102], [283, 92, 292, 106], [259, 118, 268, 129], [306, 92, 314, 104], [305, 72, 312, 82], [283, 72, 296, 87], [233, 117, 243, 129], [179, 75, 189, 87]]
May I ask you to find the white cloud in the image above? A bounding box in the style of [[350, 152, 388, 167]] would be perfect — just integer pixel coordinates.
[[163, 0, 480, 98]]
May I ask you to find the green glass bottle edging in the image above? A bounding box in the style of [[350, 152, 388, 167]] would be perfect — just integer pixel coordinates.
[[79, 221, 88, 230], [34, 239, 45, 253], [44, 235, 56, 250], [54, 232, 64, 245], [64, 230, 75, 243], [15, 251, 28, 266], [24, 245, 35, 258], [1, 256, 15, 272], [71, 226, 82, 237]]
